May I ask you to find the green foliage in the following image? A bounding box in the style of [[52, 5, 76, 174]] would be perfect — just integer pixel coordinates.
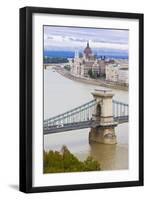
[[64, 65, 71, 71], [88, 69, 98, 79], [44, 57, 68, 64], [43, 146, 100, 173], [83, 156, 100, 171], [88, 69, 94, 78]]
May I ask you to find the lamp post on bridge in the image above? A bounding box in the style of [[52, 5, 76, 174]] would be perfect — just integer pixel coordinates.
[[89, 89, 117, 144]]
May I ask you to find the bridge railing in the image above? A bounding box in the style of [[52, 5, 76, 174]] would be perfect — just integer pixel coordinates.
[[44, 99, 96, 128], [113, 100, 129, 122], [44, 99, 129, 130]]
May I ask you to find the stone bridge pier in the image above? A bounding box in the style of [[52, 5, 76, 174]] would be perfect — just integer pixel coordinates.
[[89, 89, 117, 144]]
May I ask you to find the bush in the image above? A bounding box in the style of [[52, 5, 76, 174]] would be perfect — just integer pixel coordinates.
[[43, 145, 100, 173], [64, 65, 71, 71], [88, 69, 97, 79]]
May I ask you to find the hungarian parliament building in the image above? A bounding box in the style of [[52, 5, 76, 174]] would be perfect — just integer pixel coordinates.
[[69, 42, 128, 85], [70, 42, 106, 78]]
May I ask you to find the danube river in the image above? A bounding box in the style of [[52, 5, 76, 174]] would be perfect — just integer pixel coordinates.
[[44, 68, 129, 170]]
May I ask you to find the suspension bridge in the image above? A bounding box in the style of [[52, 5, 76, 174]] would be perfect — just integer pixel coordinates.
[[44, 90, 128, 141]]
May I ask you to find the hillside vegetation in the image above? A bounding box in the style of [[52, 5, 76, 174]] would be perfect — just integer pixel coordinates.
[[44, 146, 100, 173]]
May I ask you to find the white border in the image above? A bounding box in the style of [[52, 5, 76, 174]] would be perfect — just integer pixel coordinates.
[[33, 13, 139, 187]]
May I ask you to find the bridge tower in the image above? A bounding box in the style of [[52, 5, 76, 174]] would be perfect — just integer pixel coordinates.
[[89, 89, 117, 144]]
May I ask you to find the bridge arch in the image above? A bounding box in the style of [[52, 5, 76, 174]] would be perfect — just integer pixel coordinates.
[[96, 104, 101, 116], [96, 103, 101, 123]]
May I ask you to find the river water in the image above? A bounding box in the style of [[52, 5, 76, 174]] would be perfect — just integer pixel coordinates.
[[44, 68, 129, 170]]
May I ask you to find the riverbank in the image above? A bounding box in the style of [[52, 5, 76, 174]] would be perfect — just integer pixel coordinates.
[[54, 67, 128, 91]]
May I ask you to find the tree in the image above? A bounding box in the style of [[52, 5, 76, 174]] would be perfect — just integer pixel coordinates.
[[64, 65, 71, 71], [43, 57, 68, 64], [43, 146, 101, 173], [88, 69, 93, 78]]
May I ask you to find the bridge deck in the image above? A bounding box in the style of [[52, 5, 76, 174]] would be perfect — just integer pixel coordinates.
[[44, 116, 128, 135], [43, 98, 129, 135]]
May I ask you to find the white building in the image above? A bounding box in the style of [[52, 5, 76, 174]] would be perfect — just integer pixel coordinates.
[[70, 42, 103, 78], [118, 68, 128, 84], [106, 64, 119, 82], [106, 63, 128, 85]]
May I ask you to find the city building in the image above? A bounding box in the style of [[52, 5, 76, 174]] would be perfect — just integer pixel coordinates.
[[70, 42, 105, 78], [106, 64, 119, 82], [118, 67, 128, 84], [106, 62, 128, 85], [70, 42, 128, 85]]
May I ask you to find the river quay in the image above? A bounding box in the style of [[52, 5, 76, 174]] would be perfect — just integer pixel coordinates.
[[54, 66, 128, 91]]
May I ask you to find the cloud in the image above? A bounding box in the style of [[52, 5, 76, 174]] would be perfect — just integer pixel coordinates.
[[44, 26, 129, 51], [69, 37, 87, 42]]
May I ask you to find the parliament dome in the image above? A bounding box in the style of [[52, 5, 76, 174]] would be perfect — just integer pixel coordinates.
[[84, 42, 92, 57]]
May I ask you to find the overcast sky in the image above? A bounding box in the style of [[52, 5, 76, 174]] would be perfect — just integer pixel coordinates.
[[44, 26, 129, 52]]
